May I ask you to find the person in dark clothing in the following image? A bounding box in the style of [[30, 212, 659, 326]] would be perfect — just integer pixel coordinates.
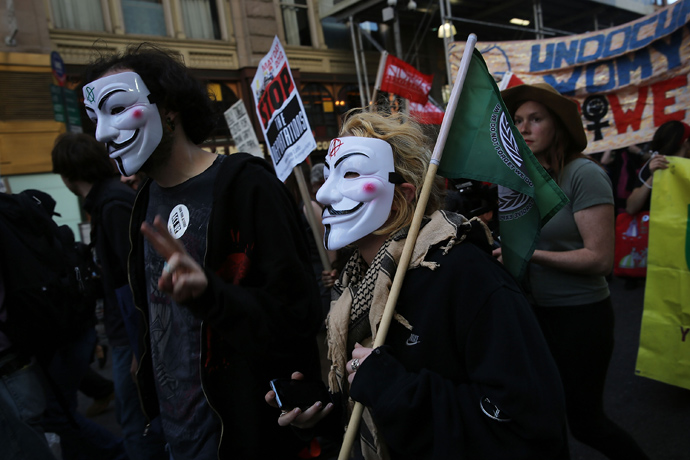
[[598, 145, 646, 216], [501, 82, 649, 460], [626, 120, 690, 215], [266, 109, 569, 459], [52, 131, 167, 460], [81, 43, 322, 460], [0, 265, 58, 460], [1, 187, 127, 460], [79, 367, 115, 417]]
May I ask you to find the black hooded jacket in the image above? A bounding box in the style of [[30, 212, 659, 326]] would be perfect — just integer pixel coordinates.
[[348, 216, 570, 459], [128, 153, 323, 459]]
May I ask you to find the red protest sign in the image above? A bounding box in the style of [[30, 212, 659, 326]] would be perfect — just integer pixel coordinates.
[[379, 55, 433, 105]]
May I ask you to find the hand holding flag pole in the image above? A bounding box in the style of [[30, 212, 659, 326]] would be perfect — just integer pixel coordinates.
[[336, 33, 479, 460]]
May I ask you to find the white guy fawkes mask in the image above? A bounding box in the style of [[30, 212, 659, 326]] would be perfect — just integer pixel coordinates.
[[316, 136, 399, 250], [83, 71, 163, 176]]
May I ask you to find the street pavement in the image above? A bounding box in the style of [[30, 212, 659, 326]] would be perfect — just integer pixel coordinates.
[[569, 275, 690, 460], [78, 275, 690, 459]]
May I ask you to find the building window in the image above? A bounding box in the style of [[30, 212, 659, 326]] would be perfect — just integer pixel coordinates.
[[204, 82, 239, 153], [123, 0, 167, 36], [279, 0, 311, 46], [50, 0, 105, 31], [301, 83, 337, 140], [337, 85, 362, 115], [0, 72, 54, 121], [322, 18, 349, 50], [181, 0, 221, 40]]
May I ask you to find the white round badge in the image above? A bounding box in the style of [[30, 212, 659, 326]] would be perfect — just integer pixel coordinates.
[[167, 204, 190, 239]]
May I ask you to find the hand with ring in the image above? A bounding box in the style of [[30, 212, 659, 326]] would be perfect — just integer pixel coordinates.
[[347, 343, 373, 385]]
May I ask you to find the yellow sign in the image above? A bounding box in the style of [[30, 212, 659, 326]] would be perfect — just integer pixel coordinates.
[[636, 156, 690, 390]]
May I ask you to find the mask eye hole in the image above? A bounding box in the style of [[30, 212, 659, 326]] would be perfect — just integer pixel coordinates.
[[110, 106, 125, 115], [344, 171, 360, 179]]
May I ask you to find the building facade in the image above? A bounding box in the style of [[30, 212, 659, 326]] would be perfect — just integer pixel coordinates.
[[1, 0, 380, 181]]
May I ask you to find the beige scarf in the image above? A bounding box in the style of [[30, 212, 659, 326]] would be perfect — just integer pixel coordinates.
[[326, 210, 486, 459]]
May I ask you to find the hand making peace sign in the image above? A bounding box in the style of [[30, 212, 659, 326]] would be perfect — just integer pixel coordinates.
[[140, 215, 208, 304]]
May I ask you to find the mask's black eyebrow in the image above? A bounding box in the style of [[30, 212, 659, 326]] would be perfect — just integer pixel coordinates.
[[334, 152, 368, 169], [98, 89, 125, 110]]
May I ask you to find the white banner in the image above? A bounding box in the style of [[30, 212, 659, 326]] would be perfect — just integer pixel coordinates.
[[448, 0, 690, 154], [251, 36, 316, 181], [224, 100, 262, 158]]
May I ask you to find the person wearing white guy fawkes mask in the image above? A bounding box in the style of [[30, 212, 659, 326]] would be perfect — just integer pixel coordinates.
[[83, 71, 163, 177], [265, 108, 569, 460], [318, 136, 402, 252], [82, 44, 322, 460]]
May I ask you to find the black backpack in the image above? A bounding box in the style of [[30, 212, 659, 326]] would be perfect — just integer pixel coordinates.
[[0, 189, 102, 360]]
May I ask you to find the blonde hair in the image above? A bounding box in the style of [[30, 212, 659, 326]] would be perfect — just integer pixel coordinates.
[[339, 109, 444, 236]]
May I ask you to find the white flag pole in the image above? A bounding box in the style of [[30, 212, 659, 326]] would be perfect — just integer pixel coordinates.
[[370, 51, 387, 107], [337, 33, 478, 460]]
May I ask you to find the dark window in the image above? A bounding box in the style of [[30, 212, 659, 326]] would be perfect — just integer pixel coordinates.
[[301, 84, 338, 140], [280, 0, 312, 46]]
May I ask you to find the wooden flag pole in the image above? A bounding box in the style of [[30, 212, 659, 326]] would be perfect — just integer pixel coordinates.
[[337, 33, 477, 460], [293, 165, 332, 272], [370, 51, 387, 107]]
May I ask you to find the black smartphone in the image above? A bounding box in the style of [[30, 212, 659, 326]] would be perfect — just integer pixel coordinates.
[[269, 378, 332, 411]]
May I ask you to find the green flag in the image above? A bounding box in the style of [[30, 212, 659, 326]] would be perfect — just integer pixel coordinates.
[[438, 50, 568, 280]]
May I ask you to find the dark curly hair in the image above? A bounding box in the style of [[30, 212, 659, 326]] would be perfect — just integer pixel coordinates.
[[52, 132, 117, 183], [83, 43, 216, 145]]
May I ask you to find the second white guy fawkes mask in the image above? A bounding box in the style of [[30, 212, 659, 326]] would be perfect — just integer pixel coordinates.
[[316, 136, 400, 250], [83, 71, 163, 176]]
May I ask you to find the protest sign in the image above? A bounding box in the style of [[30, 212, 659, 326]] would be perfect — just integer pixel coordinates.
[[409, 98, 444, 125], [224, 100, 262, 157], [377, 53, 434, 105], [636, 156, 690, 390], [251, 36, 316, 181]]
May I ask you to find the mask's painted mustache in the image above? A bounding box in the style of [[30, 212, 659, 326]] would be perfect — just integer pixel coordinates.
[[325, 202, 364, 216], [108, 129, 139, 152]]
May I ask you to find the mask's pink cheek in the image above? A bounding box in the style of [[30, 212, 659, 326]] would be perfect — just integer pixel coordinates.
[[363, 182, 377, 193], [132, 109, 143, 119]]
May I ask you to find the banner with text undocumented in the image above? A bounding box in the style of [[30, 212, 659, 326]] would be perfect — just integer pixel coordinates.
[[251, 36, 316, 181], [635, 157, 690, 390], [448, 0, 690, 153]]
